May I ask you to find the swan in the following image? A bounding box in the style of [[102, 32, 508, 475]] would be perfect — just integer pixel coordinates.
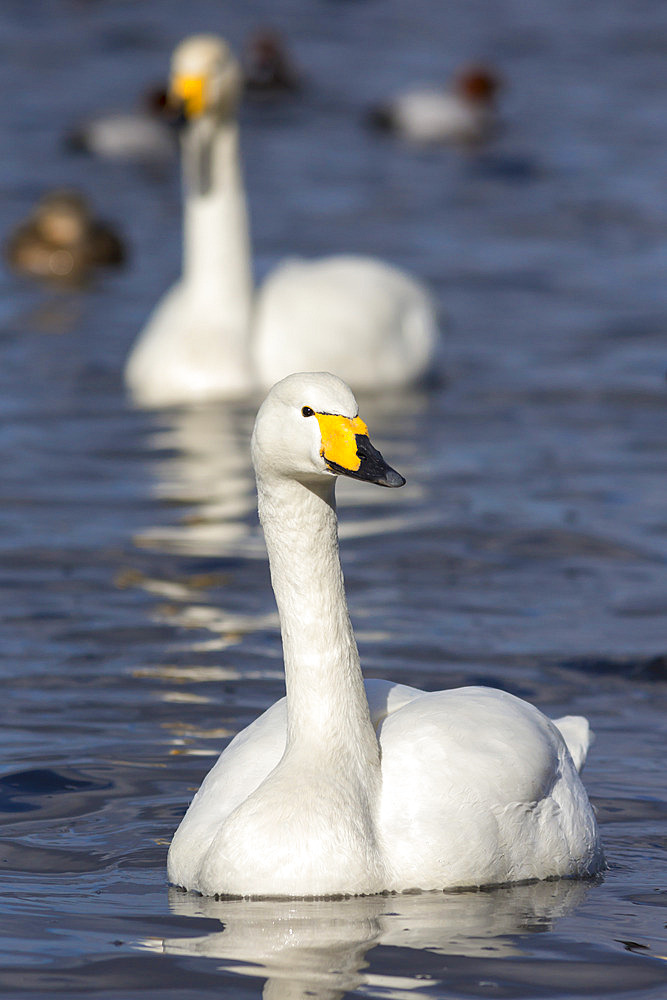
[[369, 65, 500, 146], [124, 36, 438, 407], [167, 372, 604, 897]]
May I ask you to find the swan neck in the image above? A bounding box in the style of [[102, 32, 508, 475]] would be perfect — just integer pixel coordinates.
[[257, 473, 379, 765], [181, 117, 253, 335]]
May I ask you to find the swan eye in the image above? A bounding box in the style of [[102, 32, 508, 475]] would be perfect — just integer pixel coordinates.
[[301, 406, 314, 417]]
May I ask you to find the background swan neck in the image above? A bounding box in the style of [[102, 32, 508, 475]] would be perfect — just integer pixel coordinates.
[[181, 117, 253, 335], [257, 473, 380, 765]]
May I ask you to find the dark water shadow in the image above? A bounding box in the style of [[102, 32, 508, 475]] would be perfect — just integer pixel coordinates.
[[0, 767, 112, 816]]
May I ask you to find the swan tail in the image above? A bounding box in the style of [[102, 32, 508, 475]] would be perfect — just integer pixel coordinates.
[[553, 715, 593, 773]]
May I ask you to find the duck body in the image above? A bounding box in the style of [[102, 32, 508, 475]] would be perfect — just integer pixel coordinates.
[[5, 189, 124, 287], [377, 88, 492, 144], [370, 66, 500, 146], [125, 36, 439, 407], [167, 373, 604, 898], [68, 111, 176, 164]]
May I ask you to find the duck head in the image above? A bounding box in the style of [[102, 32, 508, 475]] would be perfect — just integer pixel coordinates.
[[455, 65, 501, 105], [34, 190, 91, 247]]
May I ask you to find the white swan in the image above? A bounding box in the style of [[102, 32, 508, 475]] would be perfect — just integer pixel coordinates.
[[167, 372, 604, 897], [125, 36, 438, 407]]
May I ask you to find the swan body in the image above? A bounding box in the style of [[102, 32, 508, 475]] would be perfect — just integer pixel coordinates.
[[253, 255, 437, 391], [125, 103, 255, 405], [167, 372, 604, 897], [125, 36, 438, 407], [370, 65, 500, 145]]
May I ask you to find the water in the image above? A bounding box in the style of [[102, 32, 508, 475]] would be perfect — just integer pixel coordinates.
[[0, 0, 666, 997]]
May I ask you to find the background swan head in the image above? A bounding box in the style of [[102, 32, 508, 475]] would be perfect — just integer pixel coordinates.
[[251, 373, 406, 490], [170, 34, 242, 121]]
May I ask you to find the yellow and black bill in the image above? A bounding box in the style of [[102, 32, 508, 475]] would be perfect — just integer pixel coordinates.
[[169, 73, 207, 120], [314, 412, 405, 489]]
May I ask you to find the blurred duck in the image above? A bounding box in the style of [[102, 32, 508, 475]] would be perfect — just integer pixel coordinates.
[[369, 64, 501, 145], [5, 189, 125, 287], [243, 29, 301, 95], [66, 88, 177, 165], [125, 35, 438, 408]]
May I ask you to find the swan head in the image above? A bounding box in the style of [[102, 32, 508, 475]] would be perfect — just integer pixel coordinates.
[[170, 35, 242, 121], [252, 373, 406, 490]]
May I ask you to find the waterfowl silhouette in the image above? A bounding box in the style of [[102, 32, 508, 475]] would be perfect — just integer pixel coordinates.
[[125, 36, 438, 407], [5, 189, 124, 287], [369, 64, 501, 145], [167, 372, 603, 897]]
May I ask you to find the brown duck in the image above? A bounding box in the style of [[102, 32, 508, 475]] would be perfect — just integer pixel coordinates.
[[6, 189, 125, 287]]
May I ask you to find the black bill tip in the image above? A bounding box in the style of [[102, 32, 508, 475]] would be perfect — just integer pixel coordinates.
[[379, 466, 407, 488], [327, 434, 406, 489]]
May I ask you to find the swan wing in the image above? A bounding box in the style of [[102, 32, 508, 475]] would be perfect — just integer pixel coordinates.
[[167, 698, 287, 888], [377, 686, 601, 889], [168, 682, 602, 892]]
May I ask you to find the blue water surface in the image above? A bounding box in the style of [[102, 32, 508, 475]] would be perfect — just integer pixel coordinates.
[[0, 1, 665, 998]]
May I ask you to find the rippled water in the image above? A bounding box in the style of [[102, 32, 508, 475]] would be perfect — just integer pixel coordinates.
[[1, 1, 666, 998]]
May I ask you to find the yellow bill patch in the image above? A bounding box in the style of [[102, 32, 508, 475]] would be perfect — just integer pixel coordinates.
[[171, 73, 206, 117], [315, 413, 368, 472]]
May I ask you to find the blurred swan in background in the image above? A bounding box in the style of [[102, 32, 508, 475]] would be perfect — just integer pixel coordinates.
[[133, 402, 259, 558], [369, 64, 501, 145], [167, 373, 603, 898], [5, 189, 125, 287], [125, 35, 439, 407]]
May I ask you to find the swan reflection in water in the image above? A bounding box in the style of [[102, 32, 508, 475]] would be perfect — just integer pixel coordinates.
[[126, 389, 435, 698], [133, 401, 259, 559], [137, 879, 593, 999]]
